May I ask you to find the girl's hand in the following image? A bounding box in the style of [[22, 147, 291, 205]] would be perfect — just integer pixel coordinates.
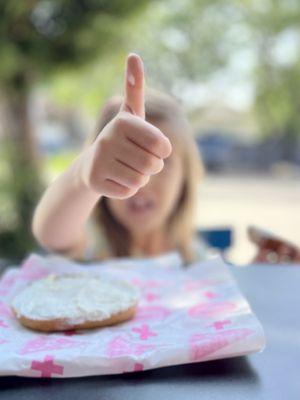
[[79, 53, 172, 199]]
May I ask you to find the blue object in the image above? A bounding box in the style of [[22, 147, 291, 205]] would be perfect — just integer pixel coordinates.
[[198, 228, 233, 252]]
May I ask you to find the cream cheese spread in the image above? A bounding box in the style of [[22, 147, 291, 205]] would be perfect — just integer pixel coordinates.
[[11, 274, 140, 324]]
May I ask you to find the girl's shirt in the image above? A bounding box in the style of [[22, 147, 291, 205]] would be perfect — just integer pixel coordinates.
[[79, 219, 210, 265], [82, 219, 111, 261]]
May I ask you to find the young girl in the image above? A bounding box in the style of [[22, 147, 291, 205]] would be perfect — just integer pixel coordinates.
[[32, 53, 205, 265]]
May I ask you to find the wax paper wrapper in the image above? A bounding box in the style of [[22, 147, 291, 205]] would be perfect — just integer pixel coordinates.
[[0, 252, 265, 378]]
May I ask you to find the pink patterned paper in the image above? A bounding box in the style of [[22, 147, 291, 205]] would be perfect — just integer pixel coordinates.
[[0, 253, 265, 378]]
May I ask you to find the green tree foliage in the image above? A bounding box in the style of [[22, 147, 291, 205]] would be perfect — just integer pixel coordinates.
[[249, 0, 300, 157], [0, 0, 150, 262], [129, 0, 300, 150]]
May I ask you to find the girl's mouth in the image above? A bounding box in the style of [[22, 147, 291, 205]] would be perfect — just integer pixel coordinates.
[[127, 196, 155, 215]]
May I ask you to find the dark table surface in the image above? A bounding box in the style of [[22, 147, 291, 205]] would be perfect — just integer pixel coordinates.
[[1, 263, 299, 400]]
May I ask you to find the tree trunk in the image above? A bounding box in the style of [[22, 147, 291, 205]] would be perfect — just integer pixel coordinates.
[[0, 75, 44, 261]]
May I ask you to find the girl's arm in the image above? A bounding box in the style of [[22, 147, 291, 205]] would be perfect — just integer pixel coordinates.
[[32, 153, 101, 255], [32, 53, 172, 256]]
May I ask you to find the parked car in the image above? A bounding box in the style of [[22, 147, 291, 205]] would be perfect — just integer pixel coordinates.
[[196, 131, 236, 172]]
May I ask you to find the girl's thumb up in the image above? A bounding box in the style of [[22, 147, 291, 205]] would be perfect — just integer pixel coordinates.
[[119, 53, 145, 119]]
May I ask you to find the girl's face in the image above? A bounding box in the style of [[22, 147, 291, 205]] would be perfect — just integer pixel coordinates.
[[107, 119, 184, 237]]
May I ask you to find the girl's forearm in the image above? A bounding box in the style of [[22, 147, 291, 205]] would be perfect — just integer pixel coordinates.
[[32, 155, 101, 252]]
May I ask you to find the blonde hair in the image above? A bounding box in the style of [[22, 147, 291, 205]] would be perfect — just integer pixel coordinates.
[[87, 89, 204, 264]]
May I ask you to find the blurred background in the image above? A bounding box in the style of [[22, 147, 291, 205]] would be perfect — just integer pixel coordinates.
[[0, 0, 299, 266]]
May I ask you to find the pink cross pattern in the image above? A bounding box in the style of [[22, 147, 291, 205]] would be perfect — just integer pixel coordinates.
[[145, 293, 160, 302], [0, 274, 17, 296], [0, 320, 8, 328], [122, 362, 144, 374], [106, 335, 155, 357], [204, 291, 218, 299], [135, 305, 171, 321], [0, 302, 13, 318], [185, 281, 203, 291], [131, 278, 143, 287], [188, 301, 236, 318], [133, 363, 144, 371], [190, 328, 253, 361], [211, 320, 231, 330], [31, 355, 64, 377], [132, 324, 157, 340], [145, 279, 164, 289]]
